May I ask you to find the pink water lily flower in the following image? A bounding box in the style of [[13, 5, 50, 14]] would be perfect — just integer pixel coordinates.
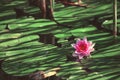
[[71, 37, 95, 59]]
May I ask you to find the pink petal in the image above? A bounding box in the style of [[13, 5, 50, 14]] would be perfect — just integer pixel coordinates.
[[78, 55, 84, 59], [71, 44, 76, 48], [88, 41, 92, 46], [83, 37, 87, 43], [76, 38, 81, 44], [90, 48, 95, 52], [91, 43, 95, 48], [75, 51, 80, 54]]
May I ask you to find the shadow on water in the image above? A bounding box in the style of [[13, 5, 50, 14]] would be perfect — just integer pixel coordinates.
[[0, 0, 120, 80]]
